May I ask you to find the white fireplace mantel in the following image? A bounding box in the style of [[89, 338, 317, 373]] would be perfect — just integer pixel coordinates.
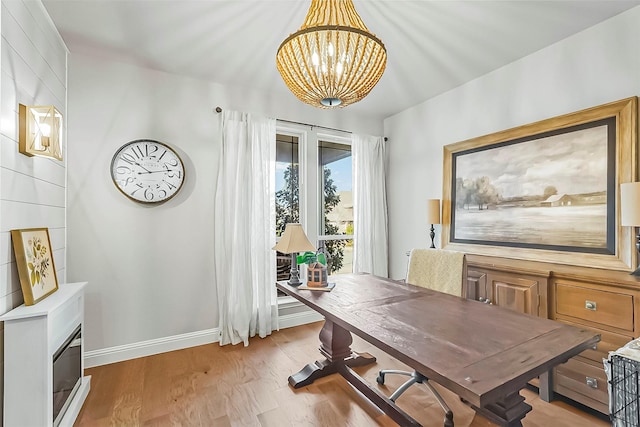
[[0, 282, 91, 427]]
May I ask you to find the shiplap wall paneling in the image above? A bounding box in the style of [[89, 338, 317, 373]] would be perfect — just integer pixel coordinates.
[[0, 0, 67, 423]]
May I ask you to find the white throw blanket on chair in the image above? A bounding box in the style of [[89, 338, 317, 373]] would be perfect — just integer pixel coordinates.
[[406, 249, 465, 296]]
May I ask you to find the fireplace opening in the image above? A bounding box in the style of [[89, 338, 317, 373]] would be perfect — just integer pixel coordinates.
[[53, 325, 82, 426]]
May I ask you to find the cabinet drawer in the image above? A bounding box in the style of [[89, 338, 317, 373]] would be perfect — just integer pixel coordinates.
[[558, 320, 632, 364], [555, 357, 609, 406], [556, 283, 633, 331]]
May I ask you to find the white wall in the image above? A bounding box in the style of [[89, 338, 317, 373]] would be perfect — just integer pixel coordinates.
[[0, 0, 67, 420], [385, 6, 640, 279], [66, 52, 379, 357]]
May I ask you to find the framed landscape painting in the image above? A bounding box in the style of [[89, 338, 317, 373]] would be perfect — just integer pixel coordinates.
[[11, 228, 59, 305], [442, 97, 637, 271]]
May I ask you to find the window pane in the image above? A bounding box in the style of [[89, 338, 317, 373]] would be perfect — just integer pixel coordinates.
[[275, 134, 298, 293], [319, 140, 352, 275], [275, 134, 299, 237], [319, 140, 352, 235]]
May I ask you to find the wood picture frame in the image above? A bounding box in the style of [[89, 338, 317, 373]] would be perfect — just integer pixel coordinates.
[[442, 97, 638, 271], [11, 228, 59, 305]]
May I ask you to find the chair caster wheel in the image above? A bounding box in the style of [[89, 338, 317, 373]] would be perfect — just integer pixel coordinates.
[[376, 372, 385, 385]]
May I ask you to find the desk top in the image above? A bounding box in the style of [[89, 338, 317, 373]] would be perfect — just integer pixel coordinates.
[[277, 273, 599, 408]]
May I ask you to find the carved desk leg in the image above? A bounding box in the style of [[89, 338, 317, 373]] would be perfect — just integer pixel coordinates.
[[288, 319, 376, 389], [471, 390, 532, 427]]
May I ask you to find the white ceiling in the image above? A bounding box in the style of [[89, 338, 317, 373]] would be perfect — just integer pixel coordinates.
[[42, 0, 640, 120]]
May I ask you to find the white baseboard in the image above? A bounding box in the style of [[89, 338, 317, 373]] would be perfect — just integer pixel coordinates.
[[84, 306, 323, 368], [84, 328, 219, 368]]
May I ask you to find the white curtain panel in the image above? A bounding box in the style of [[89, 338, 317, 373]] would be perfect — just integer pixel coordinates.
[[214, 110, 277, 346], [352, 134, 388, 277]]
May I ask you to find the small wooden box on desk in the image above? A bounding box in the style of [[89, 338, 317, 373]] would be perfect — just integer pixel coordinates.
[[466, 255, 640, 414], [0, 282, 91, 427]]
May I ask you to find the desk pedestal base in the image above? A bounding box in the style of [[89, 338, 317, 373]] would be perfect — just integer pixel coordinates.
[[289, 319, 421, 426], [288, 319, 375, 389], [469, 391, 532, 427], [288, 352, 376, 389]]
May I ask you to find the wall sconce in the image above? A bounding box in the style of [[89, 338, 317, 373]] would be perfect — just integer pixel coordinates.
[[19, 104, 63, 160], [427, 198, 441, 249]]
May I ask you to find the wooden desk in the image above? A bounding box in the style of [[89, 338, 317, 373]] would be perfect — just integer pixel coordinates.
[[277, 274, 600, 427]]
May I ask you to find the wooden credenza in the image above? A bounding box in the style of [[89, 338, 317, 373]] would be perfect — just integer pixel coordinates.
[[467, 260, 549, 318], [466, 255, 640, 414]]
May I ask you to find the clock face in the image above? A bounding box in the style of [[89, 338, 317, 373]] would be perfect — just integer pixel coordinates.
[[110, 139, 185, 204]]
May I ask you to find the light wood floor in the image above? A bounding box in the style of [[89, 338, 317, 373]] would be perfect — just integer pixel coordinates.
[[75, 322, 610, 426]]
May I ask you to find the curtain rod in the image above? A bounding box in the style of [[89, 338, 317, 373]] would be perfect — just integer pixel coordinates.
[[214, 106, 387, 141]]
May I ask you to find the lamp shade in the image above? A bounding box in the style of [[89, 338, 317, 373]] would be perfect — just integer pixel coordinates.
[[427, 199, 441, 225], [272, 223, 316, 254], [621, 183, 640, 226]]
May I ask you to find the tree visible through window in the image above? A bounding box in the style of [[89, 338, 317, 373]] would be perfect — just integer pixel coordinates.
[[276, 164, 346, 273], [276, 164, 299, 236]]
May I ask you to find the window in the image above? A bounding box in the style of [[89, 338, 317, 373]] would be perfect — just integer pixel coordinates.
[[275, 134, 300, 281], [318, 140, 353, 274], [274, 126, 353, 286]]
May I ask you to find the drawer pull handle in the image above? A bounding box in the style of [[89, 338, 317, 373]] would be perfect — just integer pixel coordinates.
[[585, 301, 597, 311], [586, 377, 598, 388]]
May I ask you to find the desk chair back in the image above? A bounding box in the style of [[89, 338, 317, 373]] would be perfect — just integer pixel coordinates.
[[406, 249, 466, 297]]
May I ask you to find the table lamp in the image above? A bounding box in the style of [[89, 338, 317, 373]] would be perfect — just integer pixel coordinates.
[[273, 223, 316, 286], [621, 182, 640, 276], [427, 199, 441, 249]]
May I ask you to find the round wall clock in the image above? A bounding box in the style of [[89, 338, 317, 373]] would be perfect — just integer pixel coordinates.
[[110, 139, 185, 204]]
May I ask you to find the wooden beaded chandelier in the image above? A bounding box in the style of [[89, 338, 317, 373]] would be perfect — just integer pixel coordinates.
[[276, 0, 387, 109]]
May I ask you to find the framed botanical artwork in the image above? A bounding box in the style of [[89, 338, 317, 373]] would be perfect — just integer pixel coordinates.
[[11, 228, 59, 305], [442, 97, 637, 271]]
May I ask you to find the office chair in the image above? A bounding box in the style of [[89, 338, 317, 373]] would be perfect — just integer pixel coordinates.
[[376, 248, 466, 427]]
